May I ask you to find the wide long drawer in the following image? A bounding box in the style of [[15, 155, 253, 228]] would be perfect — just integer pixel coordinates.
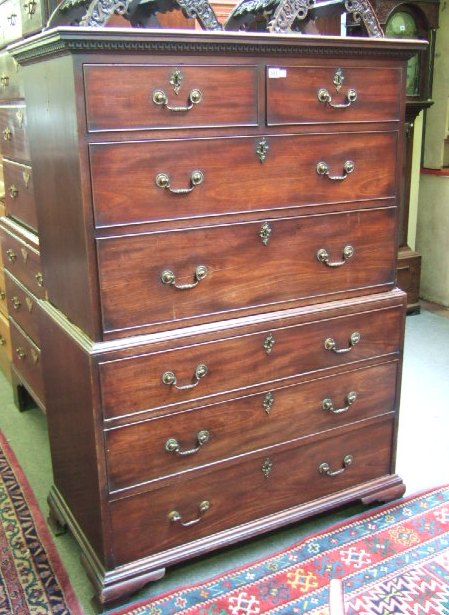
[[84, 64, 259, 132], [109, 416, 395, 564], [98, 205, 397, 336], [0, 104, 29, 161], [99, 296, 404, 420], [105, 361, 399, 493], [90, 131, 397, 228]]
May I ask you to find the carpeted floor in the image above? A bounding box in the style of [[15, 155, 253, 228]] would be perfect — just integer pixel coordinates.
[[0, 305, 448, 614]]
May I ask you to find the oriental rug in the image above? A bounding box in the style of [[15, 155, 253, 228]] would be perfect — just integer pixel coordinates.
[[0, 430, 82, 614], [111, 485, 449, 615]]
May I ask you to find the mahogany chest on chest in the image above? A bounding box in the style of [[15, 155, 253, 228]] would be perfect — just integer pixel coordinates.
[[9, 27, 424, 607]]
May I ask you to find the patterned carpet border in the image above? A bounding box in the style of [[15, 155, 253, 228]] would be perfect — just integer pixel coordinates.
[[110, 485, 449, 615], [0, 429, 83, 615]]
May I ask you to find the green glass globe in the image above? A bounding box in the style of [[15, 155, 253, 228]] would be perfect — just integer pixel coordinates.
[[386, 11, 418, 38]]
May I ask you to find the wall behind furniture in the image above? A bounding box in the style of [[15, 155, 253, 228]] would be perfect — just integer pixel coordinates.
[[416, 0, 449, 306]]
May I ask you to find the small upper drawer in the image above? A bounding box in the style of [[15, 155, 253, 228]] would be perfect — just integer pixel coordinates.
[[5, 271, 41, 346], [99, 296, 404, 420], [0, 220, 45, 298], [3, 159, 37, 231], [90, 131, 397, 228], [83, 64, 259, 132], [97, 206, 397, 337], [0, 51, 23, 101], [0, 104, 29, 161], [266, 65, 401, 125]]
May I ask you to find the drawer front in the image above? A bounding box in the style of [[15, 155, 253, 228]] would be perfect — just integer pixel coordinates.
[[0, 268, 7, 317], [0, 52, 23, 101], [84, 64, 259, 132], [109, 417, 395, 564], [266, 65, 401, 125], [9, 318, 45, 403], [0, 310, 12, 360], [90, 131, 397, 228], [98, 206, 397, 335], [0, 104, 29, 160], [106, 361, 399, 492], [99, 300, 404, 420], [0, 226, 45, 298], [5, 272, 41, 346], [20, 0, 44, 37], [3, 159, 37, 230]]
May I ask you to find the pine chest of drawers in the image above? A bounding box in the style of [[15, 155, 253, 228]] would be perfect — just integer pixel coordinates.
[[9, 28, 425, 608]]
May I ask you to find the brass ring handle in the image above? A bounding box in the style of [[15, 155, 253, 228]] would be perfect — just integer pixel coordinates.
[[6, 249, 17, 262], [2, 127, 12, 141], [168, 500, 210, 527], [161, 265, 208, 290], [316, 160, 355, 181], [16, 347, 26, 360], [319, 454, 353, 477], [317, 88, 357, 108], [11, 296, 21, 311], [155, 170, 204, 194], [324, 331, 361, 354], [165, 429, 210, 456], [322, 391, 357, 414], [153, 88, 203, 112], [9, 185, 18, 199], [317, 245, 354, 267], [162, 363, 208, 390]]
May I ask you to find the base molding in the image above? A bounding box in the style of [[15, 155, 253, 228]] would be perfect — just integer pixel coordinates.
[[47, 475, 405, 611]]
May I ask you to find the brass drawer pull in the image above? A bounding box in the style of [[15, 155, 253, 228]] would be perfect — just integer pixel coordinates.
[[7, 12, 17, 26], [162, 363, 208, 390], [322, 391, 357, 414], [6, 248, 17, 262], [324, 331, 361, 354], [9, 184, 19, 199], [0, 289, 5, 300], [2, 127, 12, 141], [11, 296, 22, 311], [35, 273, 44, 287], [16, 347, 26, 360], [155, 170, 204, 194], [317, 87, 357, 108], [317, 245, 354, 267], [161, 265, 208, 290], [0, 74, 9, 88], [316, 160, 355, 181], [153, 88, 202, 112], [168, 500, 210, 527], [0, 335, 5, 346], [23, 0, 37, 15], [165, 429, 210, 456], [319, 454, 353, 477]]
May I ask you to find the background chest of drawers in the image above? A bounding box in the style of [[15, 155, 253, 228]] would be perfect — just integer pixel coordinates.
[[0, 46, 47, 410], [10, 28, 425, 608]]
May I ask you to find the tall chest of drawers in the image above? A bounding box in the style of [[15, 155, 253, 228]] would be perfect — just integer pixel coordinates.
[[10, 28, 425, 607]]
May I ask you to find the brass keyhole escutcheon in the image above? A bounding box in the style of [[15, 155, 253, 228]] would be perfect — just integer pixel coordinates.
[[263, 333, 275, 355]]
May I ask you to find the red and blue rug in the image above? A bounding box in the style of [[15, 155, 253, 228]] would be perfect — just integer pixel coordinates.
[[0, 430, 82, 614], [112, 485, 449, 615]]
